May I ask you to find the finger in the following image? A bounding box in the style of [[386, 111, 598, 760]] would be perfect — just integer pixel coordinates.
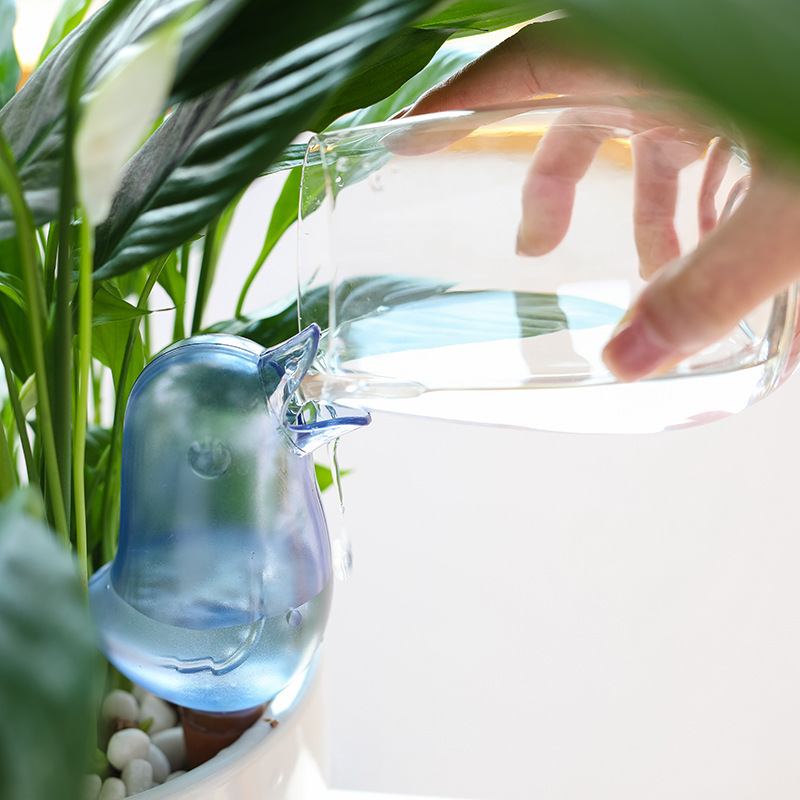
[[517, 110, 625, 255], [517, 108, 700, 257], [632, 128, 706, 277], [602, 172, 800, 381], [698, 137, 732, 236]]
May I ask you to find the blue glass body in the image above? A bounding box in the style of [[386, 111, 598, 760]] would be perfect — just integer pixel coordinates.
[[89, 328, 368, 712]]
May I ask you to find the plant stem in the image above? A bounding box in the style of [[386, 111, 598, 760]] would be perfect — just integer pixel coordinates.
[[92, 362, 103, 425], [73, 214, 93, 589], [100, 258, 168, 561], [43, 223, 59, 307], [0, 356, 37, 488], [0, 146, 69, 540], [191, 217, 221, 335], [173, 244, 189, 342], [0, 405, 15, 499]]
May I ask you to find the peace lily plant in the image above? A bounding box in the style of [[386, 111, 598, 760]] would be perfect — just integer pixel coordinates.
[[0, 1, 798, 799]]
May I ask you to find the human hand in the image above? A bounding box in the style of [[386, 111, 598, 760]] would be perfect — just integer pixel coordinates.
[[405, 21, 800, 382]]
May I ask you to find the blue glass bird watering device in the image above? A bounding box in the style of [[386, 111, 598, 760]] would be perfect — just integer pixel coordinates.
[[88, 325, 369, 713]]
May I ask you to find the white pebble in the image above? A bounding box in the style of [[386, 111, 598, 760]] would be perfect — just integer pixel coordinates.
[[122, 758, 154, 796], [80, 774, 102, 800], [150, 727, 186, 772], [165, 770, 187, 782], [106, 727, 150, 770], [98, 777, 126, 800], [148, 743, 171, 784], [138, 692, 177, 734], [101, 690, 139, 723]]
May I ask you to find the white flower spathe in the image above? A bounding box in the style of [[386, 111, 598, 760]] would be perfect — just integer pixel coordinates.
[[74, 19, 184, 227]]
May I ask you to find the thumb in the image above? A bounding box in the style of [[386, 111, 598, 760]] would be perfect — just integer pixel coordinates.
[[602, 172, 800, 381]]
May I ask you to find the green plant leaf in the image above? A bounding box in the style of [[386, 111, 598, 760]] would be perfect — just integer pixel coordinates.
[[417, 0, 552, 34], [0, 491, 99, 800], [36, 0, 93, 66], [207, 284, 329, 347], [307, 26, 452, 132], [83, 425, 112, 560], [93, 0, 441, 280], [91, 284, 151, 326], [0, 0, 19, 108], [332, 41, 484, 129], [0, 238, 33, 380], [235, 166, 302, 317], [0, 270, 24, 309], [261, 39, 483, 174], [156, 249, 186, 312], [170, 0, 366, 103], [91, 285, 146, 402], [262, 143, 309, 176], [562, 0, 800, 164]]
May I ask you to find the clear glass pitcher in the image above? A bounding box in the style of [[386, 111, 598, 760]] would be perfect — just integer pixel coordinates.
[[297, 96, 800, 433]]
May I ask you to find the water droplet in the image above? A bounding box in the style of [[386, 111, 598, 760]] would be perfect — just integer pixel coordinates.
[[332, 539, 353, 581], [188, 439, 232, 479], [286, 609, 303, 627]]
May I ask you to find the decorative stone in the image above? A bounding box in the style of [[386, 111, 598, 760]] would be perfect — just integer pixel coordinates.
[[138, 692, 178, 734], [121, 757, 154, 795], [165, 770, 187, 782], [80, 774, 102, 800], [148, 743, 171, 784], [106, 727, 150, 770], [150, 726, 187, 772], [101, 689, 139, 723], [97, 777, 126, 800]]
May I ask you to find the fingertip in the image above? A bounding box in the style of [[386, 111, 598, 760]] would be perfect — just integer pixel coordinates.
[[601, 313, 678, 382], [516, 225, 556, 257]]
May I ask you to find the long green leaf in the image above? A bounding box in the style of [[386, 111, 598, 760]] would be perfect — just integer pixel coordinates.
[[36, 0, 93, 66], [0, 238, 32, 379], [171, 0, 366, 103], [0, 269, 24, 308], [0, 492, 99, 800], [418, 0, 550, 33], [334, 41, 487, 129], [93, 0, 440, 280], [235, 166, 302, 318], [307, 27, 451, 132], [0, 0, 18, 108]]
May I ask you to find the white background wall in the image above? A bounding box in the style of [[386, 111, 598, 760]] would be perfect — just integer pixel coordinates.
[[17, 5, 800, 798], [320, 387, 800, 800]]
